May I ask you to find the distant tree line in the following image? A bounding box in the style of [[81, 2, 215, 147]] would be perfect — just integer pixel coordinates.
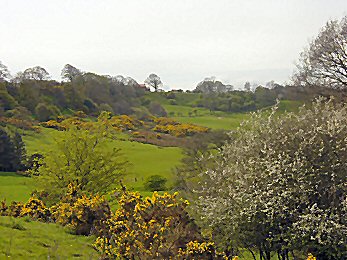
[[191, 78, 345, 113], [0, 64, 146, 121]]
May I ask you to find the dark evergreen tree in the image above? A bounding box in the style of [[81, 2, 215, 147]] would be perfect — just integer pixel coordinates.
[[11, 132, 26, 171], [0, 128, 15, 171]]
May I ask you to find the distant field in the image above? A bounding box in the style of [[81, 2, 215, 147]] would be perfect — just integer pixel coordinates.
[[0, 216, 98, 259], [22, 127, 183, 192], [174, 113, 250, 130], [163, 104, 211, 116], [166, 100, 303, 130]]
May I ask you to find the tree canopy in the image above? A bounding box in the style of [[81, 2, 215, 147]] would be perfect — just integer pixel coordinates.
[[293, 16, 347, 89], [145, 73, 163, 92]]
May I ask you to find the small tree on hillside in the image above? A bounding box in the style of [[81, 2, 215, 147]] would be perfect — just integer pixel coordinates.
[[33, 113, 128, 203], [145, 73, 163, 92], [11, 132, 26, 171]]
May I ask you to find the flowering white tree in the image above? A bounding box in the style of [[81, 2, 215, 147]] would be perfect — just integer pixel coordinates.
[[195, 98, 347, 259]]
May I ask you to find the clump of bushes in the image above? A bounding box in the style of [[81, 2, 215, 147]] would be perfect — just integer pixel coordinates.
[[144, 174, 168, 191], [1, 197, 50, 221], [20, 197, 51, 221], [153, 123, 209, 137], [152, 116, 209, 137], [177, 241, 226, 259], [0, 116, 36, 131], [109, 115, 143, 131], [51, 183, 111, 235], [94, 189, 210, 259]]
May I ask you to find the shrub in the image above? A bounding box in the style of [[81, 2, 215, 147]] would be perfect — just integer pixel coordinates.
[[94, 190, 202, 259], [35, 103, 60, 122], [148, 102, 167, 117], [20, 197, 51, 221], [51, 183, 111, 235], [7, 201, 23, 217], [196, 98, 347, 259], [0, 116, 35, 131], [177, 241, 226, 259], [144, 175, 168, 191]]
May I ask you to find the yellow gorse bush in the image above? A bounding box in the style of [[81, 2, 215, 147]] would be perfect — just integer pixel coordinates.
[[1, 197, 50, 221], [94, 189, 209, 259], [51, 183, 111, 235], [307, 253, 316, 260]]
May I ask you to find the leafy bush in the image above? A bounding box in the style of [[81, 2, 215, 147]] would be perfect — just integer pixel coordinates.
[[35, 103, 60, 122], [144, 175, 168, 191], [1, 197, 50, 222], [148, 102, 167, 117]]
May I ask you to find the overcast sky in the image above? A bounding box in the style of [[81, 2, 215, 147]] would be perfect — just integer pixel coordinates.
[[1, 0, 346, 90]]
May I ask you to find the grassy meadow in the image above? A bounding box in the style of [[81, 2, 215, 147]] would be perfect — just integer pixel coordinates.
[[0, 216, 98, 259], [0, 172, 35, 202]]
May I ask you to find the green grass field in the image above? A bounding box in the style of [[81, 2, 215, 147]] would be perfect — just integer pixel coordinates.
[[0, 216, 98, 259], [0, 172, 34, 202], [174, 113, 250, 130]]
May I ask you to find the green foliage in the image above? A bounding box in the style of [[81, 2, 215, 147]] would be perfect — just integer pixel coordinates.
[[35, 103, 60, 122], [144, 175, 168, 191], [32, 117, 127, 203], [0, 86, 17, 110], [0, 128, 15, 171]]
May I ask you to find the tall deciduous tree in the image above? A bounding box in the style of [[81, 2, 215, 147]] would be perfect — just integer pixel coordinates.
[[22, 66, 50, 81], [61, 64, 82, 82], [145, 73, 162, 92], [292, 16, 347, 89], [0, 61, 11, 82]]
